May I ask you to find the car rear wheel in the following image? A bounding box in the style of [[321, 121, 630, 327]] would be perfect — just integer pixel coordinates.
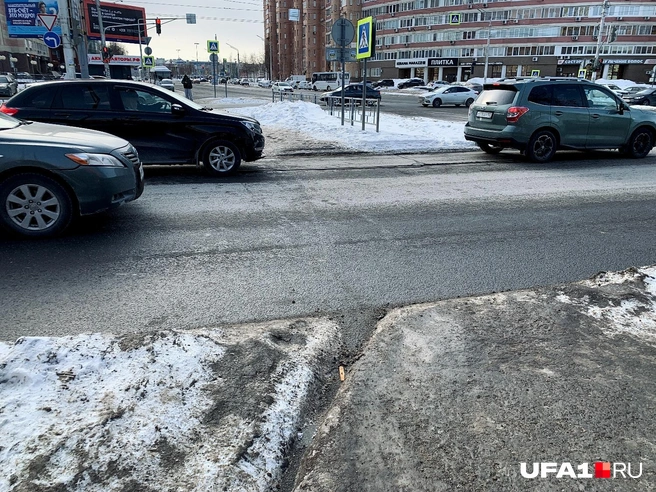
[[432, 98, 442, 108], [626, 127, 653, 158], [642, 100, 650, 106], [465, 98, 475, 107], [202, 140, 242, 176], [526, 130, 557, 163], [478, 143, 504, 155], [0, 173, 73, 238]]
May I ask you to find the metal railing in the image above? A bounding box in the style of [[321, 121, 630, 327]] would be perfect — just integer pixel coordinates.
[[323, 96, 381, 132], [269, 91, 381, 132]]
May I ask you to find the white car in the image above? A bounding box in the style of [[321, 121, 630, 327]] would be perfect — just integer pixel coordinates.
[[599, 83, 628, 96], [272, 82, 294, 93], [420, 85, 477, 108], [297, 80, 312, 90], [158, 78, 175, 91], [258, 79, 272, 88]]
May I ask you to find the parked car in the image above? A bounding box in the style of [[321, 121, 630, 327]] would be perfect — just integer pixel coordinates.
[[272, 82, 294, 93], [297, 80, 312, 90], [599, 83, 628, 96], [0, 111, 143, 237], [0, 75, 18, 97], [1, 80, 265, 176], [623, 85, 651, 95], [258, 79, 272, 88], [239, 78, 251, 86], [397, 78, 424, 89], [320, 83, 381, 105], [158, 78, 175, 91], [623, 87, 656, 106], [420, 85, 478, 108], [464, 82, 483, 94], [372, 79, 395, 89], [464, 78, 656, 162]]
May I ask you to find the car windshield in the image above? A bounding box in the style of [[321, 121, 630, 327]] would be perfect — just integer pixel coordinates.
[[0, 76, 9, 83], [0, 111, 20, 130], [161, 79, 172, 84]]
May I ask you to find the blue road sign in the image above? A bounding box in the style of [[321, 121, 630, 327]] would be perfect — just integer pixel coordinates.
[[43, 31, 60, 49], [356, 17, 373, 59], [207, 40, 219, 53]]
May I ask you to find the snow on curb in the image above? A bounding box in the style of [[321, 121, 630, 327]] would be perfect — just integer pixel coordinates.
[[0, 319, 341, 491], [556, 265, 656, 342]]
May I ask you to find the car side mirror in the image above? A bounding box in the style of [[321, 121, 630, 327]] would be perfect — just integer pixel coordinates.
[[171, 104, 185, 116]]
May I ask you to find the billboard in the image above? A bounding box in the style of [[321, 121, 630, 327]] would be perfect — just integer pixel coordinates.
[[84, 0, 146, 44], [4, 0, 62, 38]]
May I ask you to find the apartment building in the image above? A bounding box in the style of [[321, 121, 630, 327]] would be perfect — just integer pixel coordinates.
[[265, 0, 328, 80], [266, 0, 656, 84], [365, 0, 656, 83]]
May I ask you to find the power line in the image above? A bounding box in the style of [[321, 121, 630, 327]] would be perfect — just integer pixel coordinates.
[[150, 14, 263, 22], [136, 0, 262, 10]]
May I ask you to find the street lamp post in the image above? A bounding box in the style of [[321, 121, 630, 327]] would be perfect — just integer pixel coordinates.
[[226, 43, 240, 79], [256, 34, 273, 80], [194, 42, 199, 77], [477, 8, 491, 84]]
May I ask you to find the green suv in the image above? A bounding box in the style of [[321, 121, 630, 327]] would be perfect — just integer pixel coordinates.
[[464, 78, 656, 162]]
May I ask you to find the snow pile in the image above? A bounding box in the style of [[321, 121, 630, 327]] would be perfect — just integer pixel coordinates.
[[0, 320, 341, 491], [224, 100, 474, 153]]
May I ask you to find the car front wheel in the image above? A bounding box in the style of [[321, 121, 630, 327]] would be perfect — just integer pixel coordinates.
[[465, 98, 475, 107], [202, 140, 242, 176], [432, 98, 442, 108], [526, 130, 557, 163], [626, 127, 654, 158], [0, 173, 73, 237]]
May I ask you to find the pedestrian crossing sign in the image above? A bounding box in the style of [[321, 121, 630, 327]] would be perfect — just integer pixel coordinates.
[[356, 16, 374, 59], [207, 40, 219, 53], [449, 13, 461, 25], [142, 55, 154, 67]]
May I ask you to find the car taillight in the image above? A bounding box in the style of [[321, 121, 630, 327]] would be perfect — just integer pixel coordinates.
[[0, 104, 18, 116], [506, 106, 529, 123]]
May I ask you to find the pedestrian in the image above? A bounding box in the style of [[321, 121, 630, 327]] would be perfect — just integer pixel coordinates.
[[182, 74, 193, 100]]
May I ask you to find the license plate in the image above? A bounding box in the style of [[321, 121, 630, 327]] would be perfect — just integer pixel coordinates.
[[477, 111, 493, 119]]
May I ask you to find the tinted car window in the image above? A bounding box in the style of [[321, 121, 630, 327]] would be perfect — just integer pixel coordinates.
[[476, 88, 517, 106], [552, 85, 584, 107], [55, 84, 111, 110], [10, 85, 58, 109], [117, 88, 171, 113], [528, 85, 552, 105]]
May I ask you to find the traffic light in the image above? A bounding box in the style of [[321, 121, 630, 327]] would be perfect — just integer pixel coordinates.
[[156, 18, 161, 35], [102, 45, 111, 63]]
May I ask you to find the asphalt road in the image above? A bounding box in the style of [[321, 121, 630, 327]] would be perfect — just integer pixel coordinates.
[[1, 151, 656, 342]]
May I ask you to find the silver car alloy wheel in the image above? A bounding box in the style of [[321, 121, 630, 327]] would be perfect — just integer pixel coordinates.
[[5, 183, 61, 231], [207, 145, 237, 173]]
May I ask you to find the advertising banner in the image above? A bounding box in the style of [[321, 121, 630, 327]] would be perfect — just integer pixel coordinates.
[[5, 0, 62, 38], [88, 54, 142, 65], [84, 0, 146, 44]]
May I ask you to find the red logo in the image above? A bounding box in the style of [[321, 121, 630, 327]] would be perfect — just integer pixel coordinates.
[[595, 462, 611, 479]]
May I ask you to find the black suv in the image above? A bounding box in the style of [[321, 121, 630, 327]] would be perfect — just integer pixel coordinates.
[[465, 77, 656, 162], [1, 80, 265, 176], [372, 79, 395, 88]]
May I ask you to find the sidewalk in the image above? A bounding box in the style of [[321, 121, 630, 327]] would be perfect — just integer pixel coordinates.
[[2, 267, 655, 491], [293, 266, 656, 491]]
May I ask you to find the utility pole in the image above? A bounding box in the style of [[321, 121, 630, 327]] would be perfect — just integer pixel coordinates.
[[94, 0, 110, 78], [477, 7, 491, 84], [592, 0, 609, 81], [58, 0, 77, 78]]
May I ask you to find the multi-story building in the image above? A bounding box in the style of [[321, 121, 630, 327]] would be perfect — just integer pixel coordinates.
[[365, 0, 656, 83], [265, 0, 327, 80], [266, 0, 656, 84]]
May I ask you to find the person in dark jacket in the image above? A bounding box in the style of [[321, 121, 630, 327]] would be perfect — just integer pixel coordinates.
[[182, 74, 193, 100]]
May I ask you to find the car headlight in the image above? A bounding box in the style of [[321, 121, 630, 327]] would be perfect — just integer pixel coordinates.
[[241, 121, 262, 134], [65, 153, 126, 167]]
